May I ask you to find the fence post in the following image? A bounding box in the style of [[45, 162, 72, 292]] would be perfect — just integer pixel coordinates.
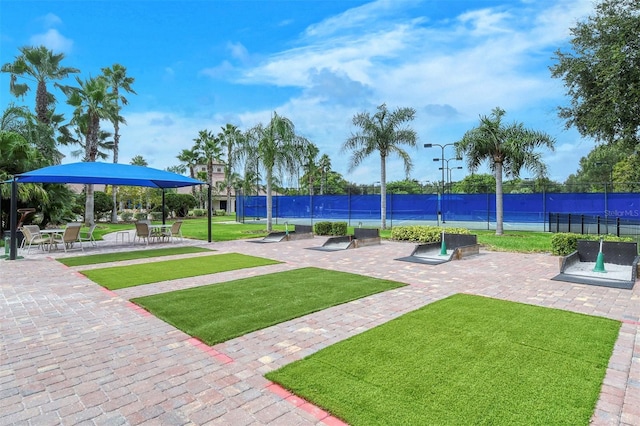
[[568, 213, 572, 233], [617, 217, 620, 237], [597, 216, 601, 235], [581, 214, 584, 235]]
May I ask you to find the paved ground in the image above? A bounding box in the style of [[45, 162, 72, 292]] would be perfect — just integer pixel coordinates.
[[1, 231, 639, 425]]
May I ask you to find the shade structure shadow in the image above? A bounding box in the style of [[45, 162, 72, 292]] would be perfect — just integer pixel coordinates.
[[552, 240, 639, 290]]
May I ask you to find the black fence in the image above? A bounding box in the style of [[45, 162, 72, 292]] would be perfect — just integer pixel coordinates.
[[548, 213, 640, 238]]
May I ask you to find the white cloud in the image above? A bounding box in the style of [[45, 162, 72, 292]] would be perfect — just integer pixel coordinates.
[[39, 13, 63, 29], [30, 29, 73, 54]]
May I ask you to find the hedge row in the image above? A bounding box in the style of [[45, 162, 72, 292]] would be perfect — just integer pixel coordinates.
[[391, 225, 471, 243]]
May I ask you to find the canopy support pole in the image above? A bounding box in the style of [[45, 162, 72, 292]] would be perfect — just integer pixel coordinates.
[[9, 178, 17, 260], [208, 184, 212, 243]]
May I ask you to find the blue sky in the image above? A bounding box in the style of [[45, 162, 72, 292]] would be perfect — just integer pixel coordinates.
[[1, 0, 596, 186]]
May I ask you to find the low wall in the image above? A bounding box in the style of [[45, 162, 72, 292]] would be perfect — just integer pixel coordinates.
[[354, 228, 380, 248]]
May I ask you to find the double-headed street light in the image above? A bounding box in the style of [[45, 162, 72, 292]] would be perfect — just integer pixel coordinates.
[[424, 143, 459, 223]]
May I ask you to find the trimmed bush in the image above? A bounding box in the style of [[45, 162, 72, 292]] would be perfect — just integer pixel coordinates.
[[391, 226, 471, 243], [150, 211, 163, 221], [120, 212, 134, 222], [331, 222, 348, 236], [134, 212, 148, 221], [192, 209, 206, 217], [215, 209, 226, 216], [550, 233, 633, 256], [314, 221, 348, 236]]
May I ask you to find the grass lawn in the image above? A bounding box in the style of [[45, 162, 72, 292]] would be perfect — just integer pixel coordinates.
[[266, 294, 620, 425], [57, 246, 213, 267], [132, 267, 406, 345], [92, 219, 286, 242], [82, 253, 280, 290]]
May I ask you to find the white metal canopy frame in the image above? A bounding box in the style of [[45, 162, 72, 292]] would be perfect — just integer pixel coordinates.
[[6, 162, 209, 260]]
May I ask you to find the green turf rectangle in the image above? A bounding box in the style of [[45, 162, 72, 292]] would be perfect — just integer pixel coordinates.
[[132, 267, 406, 345], [266, 294, 621, 425], [58, 246, 213, 267], [82, 253, 280, 289]]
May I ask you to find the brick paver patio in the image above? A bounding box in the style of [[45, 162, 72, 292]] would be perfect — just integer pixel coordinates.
[[1, 233, 638, 425]]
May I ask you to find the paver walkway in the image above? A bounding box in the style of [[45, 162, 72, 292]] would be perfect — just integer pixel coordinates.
[[1, 234, 639, 425]]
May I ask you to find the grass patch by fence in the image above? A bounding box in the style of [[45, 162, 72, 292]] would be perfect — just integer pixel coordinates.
[[132, 267, 406, 345], [82, 253, 280, 290], [266, 294, 620, 425], [57, 246, 213, 267]]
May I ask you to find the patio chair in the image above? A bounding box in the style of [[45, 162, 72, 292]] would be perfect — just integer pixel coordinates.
[[20, 225, 51, 253], [78, 223, 98, 247], [161, 220, 183, 242], [134, 221, 154, 245], [50, 223, 83, 253]]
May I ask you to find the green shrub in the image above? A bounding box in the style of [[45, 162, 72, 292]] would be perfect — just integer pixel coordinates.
[[192, 209, 206, 217], [314, 221, 348, 236], [150, 211, 163, 221], [120, 212, 134, 222], [391, 226, 471, 243], [331, 222, 348, 236], [550, 233, 634, 256], [134, 212, 148, 221], [314, 222, 333, 235], [215, 209, 226, 216]]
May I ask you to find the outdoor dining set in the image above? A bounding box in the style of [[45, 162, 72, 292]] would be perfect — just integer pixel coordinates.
[[18, 220, 183, 254]]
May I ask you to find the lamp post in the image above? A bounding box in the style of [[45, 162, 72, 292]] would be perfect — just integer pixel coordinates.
[[424, 143, 458, 223]]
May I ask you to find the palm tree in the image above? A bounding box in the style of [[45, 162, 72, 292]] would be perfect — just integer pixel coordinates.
[[218, 124, 244, 214], [247, 112, 310, 231], [102, 64, 136, 223], [318, 153, 331, 195], [58, 115, 114, 161], [193, 129, 223, 211], [0, 130, 49, 225], [302, 143, 320, 195], [342, 104, 417, 229], [61, 75, 118, 225], [1, 45, 79, 125], [177, 147, 200, 198], [2, 104, 64, 164], [455, 107, 555, 235]]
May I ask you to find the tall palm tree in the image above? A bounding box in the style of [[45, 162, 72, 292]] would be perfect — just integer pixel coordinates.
[[247, 112, 310, 231], [455, 107, 555, 235], [61, 75, 118, 225], [342, 104, 417, 229], [1, 45, 79, 125], [218, 123, 244, 214], [102, 64, 136, 223]]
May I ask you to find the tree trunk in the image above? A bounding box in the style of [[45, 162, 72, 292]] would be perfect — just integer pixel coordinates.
[[266, 168, 273, 232], [111, 120, 120, 223], [380, 154, 387, 230], [35, 80, 49, 124], [495, 162, 504, 235], [85, 184, 95, 225]]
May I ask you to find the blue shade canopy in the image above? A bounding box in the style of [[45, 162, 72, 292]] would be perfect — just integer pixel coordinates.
[[16, 162, 203, 188]]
